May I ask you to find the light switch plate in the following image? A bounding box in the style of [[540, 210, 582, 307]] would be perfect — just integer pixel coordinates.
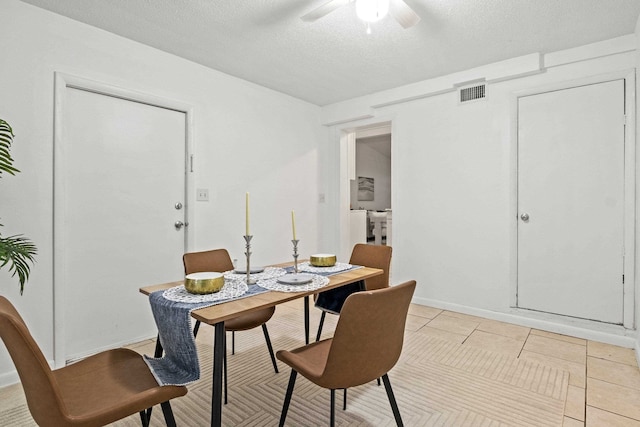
[[197, 188, 209, 201]]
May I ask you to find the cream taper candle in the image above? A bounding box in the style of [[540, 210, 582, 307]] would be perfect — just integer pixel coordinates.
[[291, 210, 297, 240], [245, 192, 250, 235]]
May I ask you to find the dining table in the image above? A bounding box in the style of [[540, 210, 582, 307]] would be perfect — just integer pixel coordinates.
[[139, 262, 383, 427]]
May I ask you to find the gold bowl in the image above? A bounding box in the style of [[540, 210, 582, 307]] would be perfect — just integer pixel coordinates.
[[184, 272, 225, 294], [309, 253, 337, 267]]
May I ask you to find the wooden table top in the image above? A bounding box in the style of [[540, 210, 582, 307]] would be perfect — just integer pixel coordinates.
[[139, 266, 383, 325]]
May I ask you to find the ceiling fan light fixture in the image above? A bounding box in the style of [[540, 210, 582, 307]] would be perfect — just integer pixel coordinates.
[[355, 0, 390, 23]]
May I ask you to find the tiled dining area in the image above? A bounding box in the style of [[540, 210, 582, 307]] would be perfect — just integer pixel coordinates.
[[1, 300, 639, 426], [405, 304, 640, 426]]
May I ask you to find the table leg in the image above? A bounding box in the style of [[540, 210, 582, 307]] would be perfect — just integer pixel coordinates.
[[211, 322, 225, 427], [153, 334, 163, 357], [146, 335, 164, 421], [304, 296, 310, 345]]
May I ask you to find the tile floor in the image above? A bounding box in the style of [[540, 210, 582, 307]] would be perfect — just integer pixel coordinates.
[[1, 302, 639, 426], [404, 304, 640, 426]]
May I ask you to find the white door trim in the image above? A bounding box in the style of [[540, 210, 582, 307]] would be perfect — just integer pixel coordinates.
[[336, 118, 394, 260], [52, 72, 194, 367], [509, 69, 636, 329]]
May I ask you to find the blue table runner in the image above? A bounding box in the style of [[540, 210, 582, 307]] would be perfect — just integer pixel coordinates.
[[144, 264, 363, 386], [144, 284, 269, 386]]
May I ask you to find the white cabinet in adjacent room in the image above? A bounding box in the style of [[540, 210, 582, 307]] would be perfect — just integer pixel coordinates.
[[349, 210, 367, 248]]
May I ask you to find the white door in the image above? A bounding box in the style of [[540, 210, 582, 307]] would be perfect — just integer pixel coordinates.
[[517, 80, 625, 324], [56, 80, 188, 362]]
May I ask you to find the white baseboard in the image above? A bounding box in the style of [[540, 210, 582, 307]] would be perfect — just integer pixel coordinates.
[[412, 296, 637, 349], [0, 369, 20, 388]]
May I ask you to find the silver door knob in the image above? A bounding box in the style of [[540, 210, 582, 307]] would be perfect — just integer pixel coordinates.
[[174, 221, 185, 230], [520, 213, 529, 221]]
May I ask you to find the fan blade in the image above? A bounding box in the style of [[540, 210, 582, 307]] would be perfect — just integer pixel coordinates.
[[389, 0, 420, 29], [301, 0, 353, 22]]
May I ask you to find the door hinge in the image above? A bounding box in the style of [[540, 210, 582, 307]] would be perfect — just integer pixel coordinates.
[[190, 155, 194, 172], [622, 274, 625, 284]]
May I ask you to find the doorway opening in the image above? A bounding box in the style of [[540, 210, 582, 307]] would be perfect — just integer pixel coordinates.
[[343, 122, 392, 254]]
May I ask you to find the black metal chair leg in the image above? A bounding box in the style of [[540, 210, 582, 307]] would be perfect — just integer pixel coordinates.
[[160, 401, 178, 427], [193, 319, 201, 337], [144, 406, 153, 422], [343, 388, 347, 410], [382, 374, 403, 427], [377, 377, 381, 386], [139, 410, 149, 427], [231, 330, 235, 355], [262, 324, 279, 373], [316, 311, 326, 342], [330, 389, 336, 427], [279, 370, 298, 427]]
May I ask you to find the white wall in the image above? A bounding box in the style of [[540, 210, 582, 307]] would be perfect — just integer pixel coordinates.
[[635, 13, 640, 362], [350, 137, 392, 210], [322, 35, 639, 345], [2, 0, 639, 388], [0, 0, 324, 385]]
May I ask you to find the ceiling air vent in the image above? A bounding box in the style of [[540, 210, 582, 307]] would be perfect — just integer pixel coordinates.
[[459, 84, 486, 103]]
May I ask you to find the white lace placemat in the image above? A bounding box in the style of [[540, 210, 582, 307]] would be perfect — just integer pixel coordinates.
[[223, 266, 287, 282], [163, 279, 248, 303], [298, 262, 353, 274], [258, 274, 330, 293]]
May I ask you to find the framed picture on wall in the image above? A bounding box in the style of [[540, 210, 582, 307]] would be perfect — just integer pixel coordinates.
[[358, 176, 374, 201]]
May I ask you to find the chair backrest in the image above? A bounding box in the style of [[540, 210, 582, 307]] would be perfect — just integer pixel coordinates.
[[349, 243, 392, 291], [0, 297, 69, 425], [322, 280, 416, 389], [183, 248, 234, 275]]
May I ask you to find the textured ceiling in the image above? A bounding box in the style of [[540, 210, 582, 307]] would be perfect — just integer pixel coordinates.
[[19, 0, 640, 106]]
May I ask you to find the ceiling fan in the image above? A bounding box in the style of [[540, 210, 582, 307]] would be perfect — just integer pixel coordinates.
[[301, 0, 420, 31]]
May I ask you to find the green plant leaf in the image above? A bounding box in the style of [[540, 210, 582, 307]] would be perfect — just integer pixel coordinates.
[[0, 119, 36, 295], [0, 234, 37, 295], [0, 119, 19, 177]]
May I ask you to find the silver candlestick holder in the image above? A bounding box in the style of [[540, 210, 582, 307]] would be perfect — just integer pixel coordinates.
[[291, 239, 300, 273], [282, 239, 312, 285], [244, 235, 257, 285]]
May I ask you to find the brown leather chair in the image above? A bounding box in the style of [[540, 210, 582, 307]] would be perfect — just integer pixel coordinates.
[[183, 249, 278, 402], [0, 296, 186, 427], [277, 280, 416, 427], [315, 243, 392, 341]]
